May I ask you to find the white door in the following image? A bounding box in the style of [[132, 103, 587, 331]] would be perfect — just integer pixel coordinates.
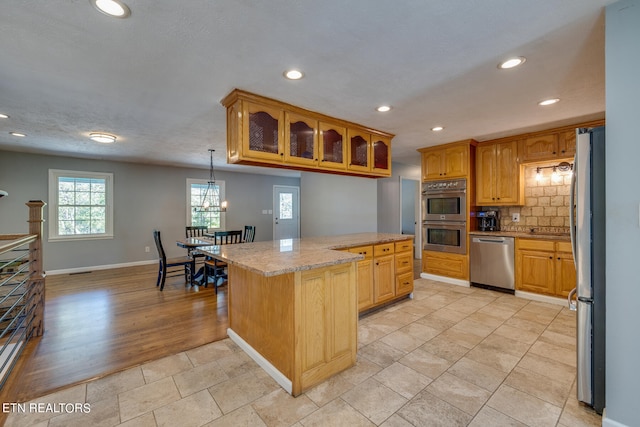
[[273, 185, 300, 240]]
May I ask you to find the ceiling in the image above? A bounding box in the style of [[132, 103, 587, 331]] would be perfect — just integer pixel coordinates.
[[0, 1, 609, 175]]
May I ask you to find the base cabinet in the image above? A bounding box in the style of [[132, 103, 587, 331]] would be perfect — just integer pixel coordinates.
[[296, 264, 357, 394], [350, 239, 413, 313], [516, 239, 575, 297], [348, 246, 374, 311], [228, 262, 357, 396], [422, 250, 469, 281]]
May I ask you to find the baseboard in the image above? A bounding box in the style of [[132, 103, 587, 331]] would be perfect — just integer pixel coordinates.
[[227, 328, 292, 395], [46, 259, 157, 276], [515, 290, 567, 306], [420, 273, 470, 288], [602, 411, 630, 427]]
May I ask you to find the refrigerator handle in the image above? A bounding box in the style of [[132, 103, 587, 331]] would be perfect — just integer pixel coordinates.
[[568, 287, 577, 311], [569, 153, 577, 269]]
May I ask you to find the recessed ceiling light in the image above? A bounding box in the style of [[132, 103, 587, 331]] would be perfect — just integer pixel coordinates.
[[431, 126, 444, 132], [498, 57, 526, 69], [89, 132, 117, 143], [90, 0, 131, 18], [283, 69, 304, 80], [9, 132, 26, 137], [0, 113, 8, 119], [538, 98, 560, 106], [376, 105, 391, 112]]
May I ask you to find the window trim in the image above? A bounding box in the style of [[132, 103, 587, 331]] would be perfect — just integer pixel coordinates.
[[48, 169, 114, 242], [186, 178, 226, 230]]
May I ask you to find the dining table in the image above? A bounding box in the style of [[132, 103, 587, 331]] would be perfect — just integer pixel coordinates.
[[175, 237, 219, 286]]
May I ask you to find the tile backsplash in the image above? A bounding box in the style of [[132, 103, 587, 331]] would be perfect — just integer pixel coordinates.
[[490, 163, 572, 233]]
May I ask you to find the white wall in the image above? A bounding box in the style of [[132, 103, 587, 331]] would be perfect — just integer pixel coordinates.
[[377, 162, 421, 234], [300, 172, 377, 236], [604, 1, 640, 426], [0, 150, 299, 272]]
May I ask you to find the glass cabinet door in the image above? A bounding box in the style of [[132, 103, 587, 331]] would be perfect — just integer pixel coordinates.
[[371, 136, 391, 174], [242, 102, 284, 161], [347, 129, 371, 172], [285, 112, 318, 166], [319, 122, 346, 170]]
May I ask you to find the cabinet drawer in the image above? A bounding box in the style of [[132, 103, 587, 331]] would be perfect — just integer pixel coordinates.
[[348, 245, 373, 259], [374, 243, 395, 257], [396, 272, 414, 296], [395, 240, 413, 253], [517, 239, 555, 252], [395, 252, 413, 274], [556, 241, 572, 253]]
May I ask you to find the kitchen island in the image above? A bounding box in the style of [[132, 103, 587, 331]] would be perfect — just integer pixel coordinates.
[[200, 233, 412, 396]]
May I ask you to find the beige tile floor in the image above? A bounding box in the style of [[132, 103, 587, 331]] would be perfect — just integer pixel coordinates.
[[5, 278, 603, 427]]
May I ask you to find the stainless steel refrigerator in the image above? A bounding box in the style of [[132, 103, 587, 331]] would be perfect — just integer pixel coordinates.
[[569, 126, 605, 414]]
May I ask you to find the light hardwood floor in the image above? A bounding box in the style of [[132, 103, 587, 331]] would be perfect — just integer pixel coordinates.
[[0, 264, 228, 407]]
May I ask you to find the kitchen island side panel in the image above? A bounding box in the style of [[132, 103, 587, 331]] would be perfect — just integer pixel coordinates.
[[228, 264, 295, 379]]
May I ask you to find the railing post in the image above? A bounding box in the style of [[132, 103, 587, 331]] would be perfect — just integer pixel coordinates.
[[26, 200, 46, 337]]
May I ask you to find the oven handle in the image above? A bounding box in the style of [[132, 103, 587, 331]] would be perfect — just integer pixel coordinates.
[[422, 190, 466, 197]]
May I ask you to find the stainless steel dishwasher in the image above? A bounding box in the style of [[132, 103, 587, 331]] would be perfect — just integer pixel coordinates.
[[470, 234, 515, 292]]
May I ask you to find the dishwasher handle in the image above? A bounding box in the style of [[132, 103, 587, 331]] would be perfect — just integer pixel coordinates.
[[472, 237, 509, 244]]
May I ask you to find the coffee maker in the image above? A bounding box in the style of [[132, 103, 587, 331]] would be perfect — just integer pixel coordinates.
[[477, 210, 500, 231]]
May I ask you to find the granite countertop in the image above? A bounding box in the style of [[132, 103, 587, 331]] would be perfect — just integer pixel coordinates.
[[200, 232, 413, 277], [469, 230, 570, 242]]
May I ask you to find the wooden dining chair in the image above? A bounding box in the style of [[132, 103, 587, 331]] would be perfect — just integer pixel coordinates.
[[184, 225, 209, 261], [153, 230, 195, 291], [243, 225, 256, 243], [204, 230, 242, 293], [185, 225, 208, 238]]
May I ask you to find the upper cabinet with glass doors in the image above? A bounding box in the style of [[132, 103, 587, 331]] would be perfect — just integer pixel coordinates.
[[285, 112, 318, 167], [319, 122, 347, 170], [222, 89, 393, 177]]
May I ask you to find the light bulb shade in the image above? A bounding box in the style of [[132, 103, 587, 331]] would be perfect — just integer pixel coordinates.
[[90, 132, 116, 143]]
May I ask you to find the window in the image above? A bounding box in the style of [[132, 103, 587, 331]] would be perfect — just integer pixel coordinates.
[[48, 169, 113, 241], [187, 179, 225, 230]]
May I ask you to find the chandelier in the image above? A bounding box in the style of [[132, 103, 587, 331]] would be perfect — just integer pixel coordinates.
[[193, 149, 227, 213]]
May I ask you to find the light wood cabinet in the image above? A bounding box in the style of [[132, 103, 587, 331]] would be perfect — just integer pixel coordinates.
[[521, 131, 576, 162], [297, 264, 357, 393], [285, 112, 318, 167], [371, 135, 391, 175], [555, 241, 576, 298], [423, 250, 469, 280], [394, 241, 414, 297], [319, 122, 347, 170], [521, 134, 558, 162], [558, 130, 576, 158], [476, 140, 523, 205], [373, 243, 395, 303], [348, 245, 374, 311], [228, 261, 357, 397], [222, 89, 393, 178], [242, 101, 285, 162], [347, 129, 371, 173], [349, 239, 413, 312], [516, 239, 575, 297], [419, 142, 472, 181]]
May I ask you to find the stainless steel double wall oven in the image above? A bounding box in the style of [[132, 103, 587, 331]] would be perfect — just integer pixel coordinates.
[[422, 178, 467, 254]]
